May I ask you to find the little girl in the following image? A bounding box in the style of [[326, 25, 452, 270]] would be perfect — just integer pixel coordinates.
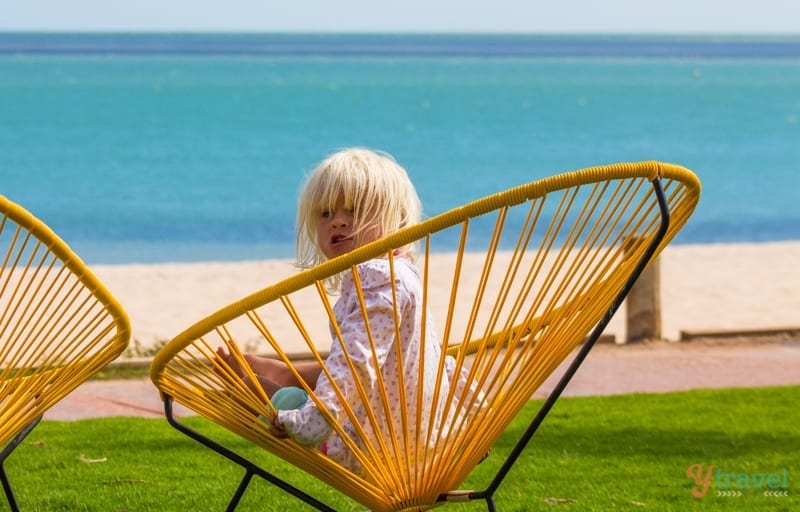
[[217, 147, 461, 470]]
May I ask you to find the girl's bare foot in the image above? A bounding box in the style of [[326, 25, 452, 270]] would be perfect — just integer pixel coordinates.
[[243, 353, 284, 378], [215, 346, 250, 378], [216, 347, 283, 382], [216, 347, 321, 389]]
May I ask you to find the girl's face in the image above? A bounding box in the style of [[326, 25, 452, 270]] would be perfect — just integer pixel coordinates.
[[315, 194, 381, 260]]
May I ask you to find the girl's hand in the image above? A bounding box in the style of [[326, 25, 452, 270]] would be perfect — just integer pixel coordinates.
[[270, 414, 289, 438]]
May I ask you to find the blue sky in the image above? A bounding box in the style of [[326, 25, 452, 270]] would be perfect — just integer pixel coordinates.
[[3, 0, 799, 33]]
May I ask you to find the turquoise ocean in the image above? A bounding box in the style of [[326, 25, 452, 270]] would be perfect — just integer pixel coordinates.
[[1, 33, 799, 264]]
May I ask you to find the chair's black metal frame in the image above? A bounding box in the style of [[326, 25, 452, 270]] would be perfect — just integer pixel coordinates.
[[0, 416, 43, 512], [161, 178, 670, 512]]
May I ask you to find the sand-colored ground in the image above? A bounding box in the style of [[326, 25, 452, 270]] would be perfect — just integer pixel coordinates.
[[91, 241, 800, 352]]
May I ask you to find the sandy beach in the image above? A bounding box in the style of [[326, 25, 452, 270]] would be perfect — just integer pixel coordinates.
[[91, 240, 800, 355]]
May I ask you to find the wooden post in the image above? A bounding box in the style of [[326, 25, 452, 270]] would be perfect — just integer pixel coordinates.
[[625, 255, 662, 343]]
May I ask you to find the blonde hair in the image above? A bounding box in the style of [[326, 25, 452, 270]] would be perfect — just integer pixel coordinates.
[[296, 148, 422, 280]]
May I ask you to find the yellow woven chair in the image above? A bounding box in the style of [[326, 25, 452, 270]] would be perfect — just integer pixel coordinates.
[[151, 161, 700, 512], [0, 196, 131, 512]]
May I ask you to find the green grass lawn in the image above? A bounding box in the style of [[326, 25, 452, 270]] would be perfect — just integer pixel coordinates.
[[3, 386, 797, 511]]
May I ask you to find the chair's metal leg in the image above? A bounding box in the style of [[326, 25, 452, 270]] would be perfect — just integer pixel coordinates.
[[0, 415, 44, 512], [0, 464, 19, 512], [440, 178, 671, 509], [226, 469, 254, 512], [163, 396, 337, 512]]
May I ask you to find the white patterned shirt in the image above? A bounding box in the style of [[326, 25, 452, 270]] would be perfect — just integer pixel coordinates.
[[277, 257, 452, 471]]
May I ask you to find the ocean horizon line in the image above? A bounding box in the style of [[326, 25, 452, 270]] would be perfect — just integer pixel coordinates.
[[2, 32, 800, 58]]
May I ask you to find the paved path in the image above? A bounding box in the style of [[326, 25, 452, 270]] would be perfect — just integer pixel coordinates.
[[44, 338, 800, 421]]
